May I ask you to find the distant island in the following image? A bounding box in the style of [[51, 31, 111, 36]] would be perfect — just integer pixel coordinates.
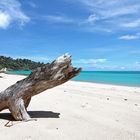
[[0, 56, 45, 70]]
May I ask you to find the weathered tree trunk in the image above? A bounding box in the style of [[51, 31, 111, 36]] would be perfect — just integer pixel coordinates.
[[0, 54, 81, 121]]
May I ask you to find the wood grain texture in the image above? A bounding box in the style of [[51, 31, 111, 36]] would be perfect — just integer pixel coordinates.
[[0, 54, 81, 121]]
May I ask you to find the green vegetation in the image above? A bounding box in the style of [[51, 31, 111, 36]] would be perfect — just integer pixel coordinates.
[[0, 56, 45, 70]]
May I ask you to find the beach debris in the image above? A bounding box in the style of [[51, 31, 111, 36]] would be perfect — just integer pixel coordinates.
[[81, 105, 86, 108], [107, 98, 110, 100], [4, 121, 13, 127], [4, 118, 37, 127], [81, 102, 90, 108], [124, 98, 128, 101], [0, 68, 7, 73], [135, 104, 138, 106], [0, 54, 81, 123]]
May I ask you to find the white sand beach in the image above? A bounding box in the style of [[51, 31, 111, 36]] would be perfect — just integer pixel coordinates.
[[0, 73, 140, 140]]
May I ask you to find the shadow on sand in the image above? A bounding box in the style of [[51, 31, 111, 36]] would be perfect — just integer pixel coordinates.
[[0, 111, 60, 121]]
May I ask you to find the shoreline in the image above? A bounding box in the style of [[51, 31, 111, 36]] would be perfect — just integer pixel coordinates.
[[72, 79, 140, 88], [2, 72, 140, 88]]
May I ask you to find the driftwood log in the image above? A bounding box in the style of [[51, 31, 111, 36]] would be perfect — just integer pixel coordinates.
[[0, 54, 81, 121]]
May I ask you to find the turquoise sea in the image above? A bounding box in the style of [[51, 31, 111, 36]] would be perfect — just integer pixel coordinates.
[[6, 70, 32, 76], [73, 71, 140, 87], [6, 70, 140, 87]]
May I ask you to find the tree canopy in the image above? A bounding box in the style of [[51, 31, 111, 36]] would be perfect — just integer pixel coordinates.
[[0, 56, 45, 70]]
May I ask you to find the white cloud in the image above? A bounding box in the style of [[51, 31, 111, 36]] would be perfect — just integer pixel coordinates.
[[0, 0, 30, 29], [45, 15, 74, 23], [10, 55, 50, 63], [121, 19, 140, 28], [83, 65, 129, 71], [119, 35, 139, 40], [76, 0, 140, 17], [134, 62, 140, 70], [75, 58, 107, 65], [65, 0, 140, 32], [85, 14, 99, 24], [100, 5, 139, 19], [135, 62, 140, 65], [0, 12, 11, 29]]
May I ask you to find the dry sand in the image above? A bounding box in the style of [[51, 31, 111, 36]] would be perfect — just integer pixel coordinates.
[[0, 73, 140, 140]]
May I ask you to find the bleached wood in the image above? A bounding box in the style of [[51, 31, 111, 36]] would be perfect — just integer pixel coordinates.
[[0, 54, 81, 121]]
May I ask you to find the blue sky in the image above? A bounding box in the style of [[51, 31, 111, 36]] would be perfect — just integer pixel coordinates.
[[0, 0, 140, 70]]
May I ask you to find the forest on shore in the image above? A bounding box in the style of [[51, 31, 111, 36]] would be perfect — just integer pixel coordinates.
[[0, 56, 45, 70]]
